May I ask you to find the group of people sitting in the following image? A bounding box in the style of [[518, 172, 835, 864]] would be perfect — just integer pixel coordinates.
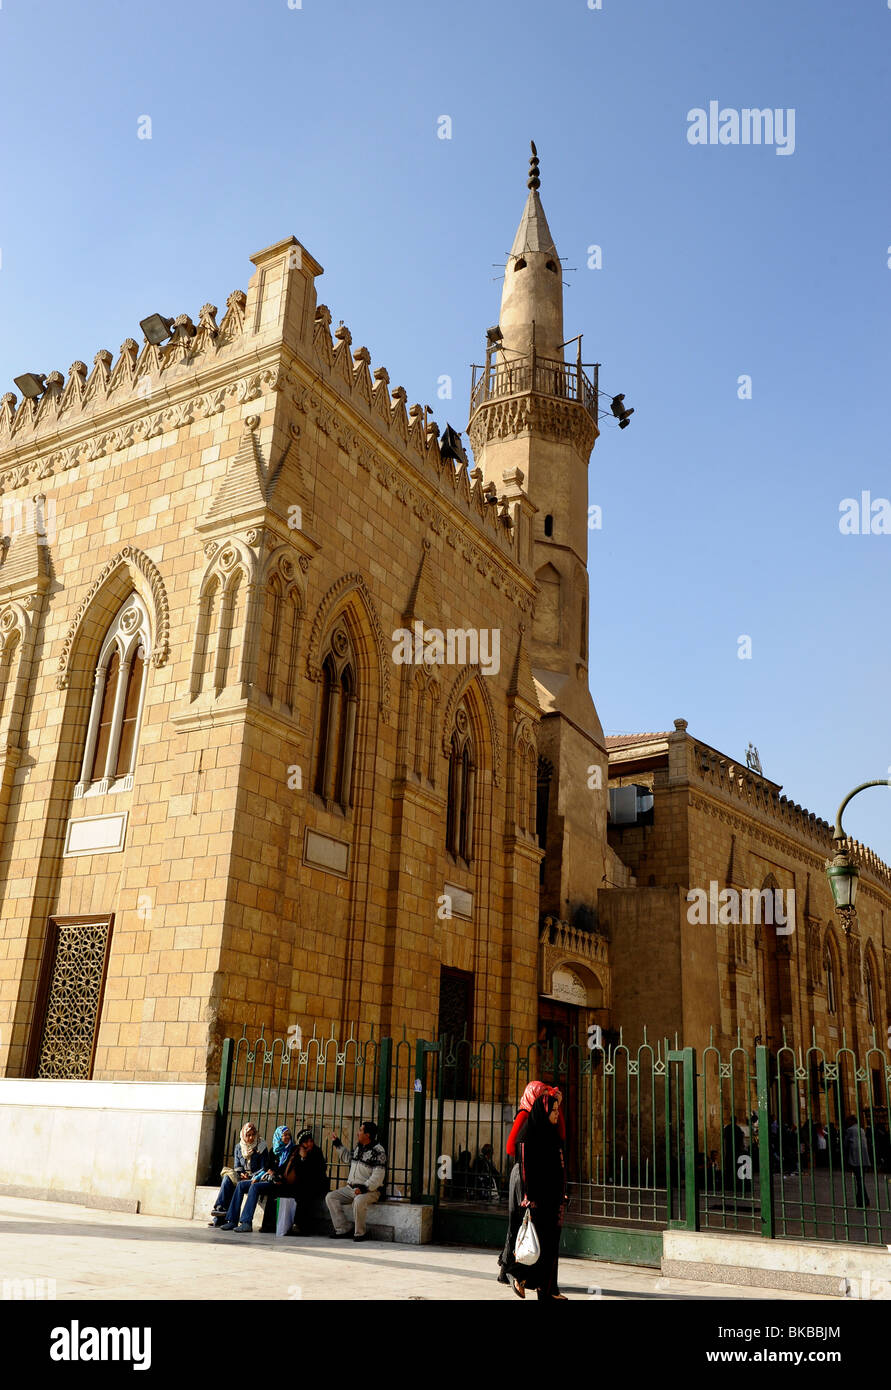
[[209, 1119, 387, 1241], [212, 1086, 568, 1296]]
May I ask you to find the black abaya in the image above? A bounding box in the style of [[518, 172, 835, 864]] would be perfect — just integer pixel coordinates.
[[497, 1100, 566, 1297]]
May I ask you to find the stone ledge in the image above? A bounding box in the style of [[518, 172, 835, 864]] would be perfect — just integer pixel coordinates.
[[0, 1184, 139, 1214], [193, 1184, 433, 1244], [662, 1229, 891, 1298], [661, 1257, 842, 1296]]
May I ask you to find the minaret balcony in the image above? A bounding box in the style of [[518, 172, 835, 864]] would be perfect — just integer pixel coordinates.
[[470, 351, 598, 422]]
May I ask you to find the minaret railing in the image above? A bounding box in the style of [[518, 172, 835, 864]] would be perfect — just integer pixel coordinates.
[[469, 352, 598, 419]]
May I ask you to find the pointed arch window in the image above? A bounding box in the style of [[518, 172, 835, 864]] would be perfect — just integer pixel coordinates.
[[413, 671, 427, 778], [76, 594, 150, 797], [536, 755, 553, 885], [314, 624, 357, 811], [0, 626, 22, 735], [262, 575, 283, 699], [513, 724, 537, 837], [115, 646, 145, 776], [866, 957, 876, 1025], [446, 703, 475, 862], [825, 942, 837, 1016], [90, 649, 120, 782], [411, 671, 439, 783]]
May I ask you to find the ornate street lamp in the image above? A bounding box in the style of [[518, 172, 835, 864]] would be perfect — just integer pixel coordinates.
[[825, 779, 891, 934]]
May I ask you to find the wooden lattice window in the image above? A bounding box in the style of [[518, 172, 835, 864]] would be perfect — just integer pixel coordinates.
[[29, 916, 114, 1079]]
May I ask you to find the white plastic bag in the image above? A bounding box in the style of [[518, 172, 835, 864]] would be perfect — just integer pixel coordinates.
[[275, 1197, 297, 1236], [514, 1208, 540, 1265]]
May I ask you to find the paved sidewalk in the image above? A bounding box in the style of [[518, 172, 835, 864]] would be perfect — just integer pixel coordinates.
[[0, 1197, 834, 1301]]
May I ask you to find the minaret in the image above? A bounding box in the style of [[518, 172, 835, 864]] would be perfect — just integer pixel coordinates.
[[498, 142, 565, 361], [469, 143, 609, 929]]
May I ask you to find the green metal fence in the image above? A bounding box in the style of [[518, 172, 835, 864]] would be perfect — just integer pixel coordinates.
[[213, 1025, 891, 1248], [212, 1026, 418, 1196], [693, 1030, 891, 1245]]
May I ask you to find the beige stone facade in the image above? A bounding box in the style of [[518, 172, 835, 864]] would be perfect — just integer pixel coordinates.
[[2, 150, 880, 1143], [604, 721, 891, 1062], [0, 162, 619, 1095]]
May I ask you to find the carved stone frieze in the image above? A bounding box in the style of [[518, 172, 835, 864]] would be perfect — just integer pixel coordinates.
[[469, 393, 598, 457], [0, 367, 280, 496]]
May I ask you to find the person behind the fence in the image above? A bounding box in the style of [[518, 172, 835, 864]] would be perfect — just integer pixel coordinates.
[[209, 1121, 269, 1227], [843, 1114, 872, 1208], [472, 1143, 500, 1179], [288, 1128, 330, 1236], [220, 1125, 298, 1233], [325, 1121, 387, 1241], [810, 1119, 828, 1168], [497, 1080, 565, 1293], [499, 1087, 567, 1300], [472, 1143, 501, 1198], [722, 1115, 747, 1191]]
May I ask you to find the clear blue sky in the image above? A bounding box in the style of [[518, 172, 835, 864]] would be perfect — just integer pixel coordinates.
[[1, 0, 889, 851]]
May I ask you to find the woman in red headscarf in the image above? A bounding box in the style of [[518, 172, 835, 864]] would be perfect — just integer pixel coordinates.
[[497, 1082, 568, 1299]]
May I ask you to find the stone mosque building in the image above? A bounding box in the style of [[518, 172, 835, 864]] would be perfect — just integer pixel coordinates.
[[0, 148, 886, 1212]]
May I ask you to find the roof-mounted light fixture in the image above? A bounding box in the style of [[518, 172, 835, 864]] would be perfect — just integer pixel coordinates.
[[13, 373, 46, 399], [139, 314, 174, 345]]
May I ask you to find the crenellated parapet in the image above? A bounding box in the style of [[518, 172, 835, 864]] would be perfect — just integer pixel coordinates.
[[273, 303, 522, 557], [688, 738, 891, 891], [0, 290, 249, 468], [0, 236, 533, 606]]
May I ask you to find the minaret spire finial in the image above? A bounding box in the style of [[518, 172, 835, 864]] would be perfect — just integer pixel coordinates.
[[528, 141, 540, 191]]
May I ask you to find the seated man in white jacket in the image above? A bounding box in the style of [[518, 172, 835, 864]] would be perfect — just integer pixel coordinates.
[[326, 1121, 387, 1241]]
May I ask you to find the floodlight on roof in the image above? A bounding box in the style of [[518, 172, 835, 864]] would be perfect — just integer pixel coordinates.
[[13, 373, 46, 399], [139, 314, 174, 346]]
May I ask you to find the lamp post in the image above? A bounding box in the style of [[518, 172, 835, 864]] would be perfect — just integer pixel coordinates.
[[825, 779, 891, 934]]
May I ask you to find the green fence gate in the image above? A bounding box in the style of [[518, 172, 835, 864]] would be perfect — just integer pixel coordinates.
[[213, 1025, 891, 1259]]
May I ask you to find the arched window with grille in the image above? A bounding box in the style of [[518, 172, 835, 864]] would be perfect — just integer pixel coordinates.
[[445, 703, 475, 862], [314, 624, 357, 811], [76, 594, 150, 797]]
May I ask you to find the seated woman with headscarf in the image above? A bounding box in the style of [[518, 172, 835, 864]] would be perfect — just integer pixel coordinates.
[[220, 1126, 299, 1233], [209, 1122, 269, 1227], [497, 1081, 567, 1299]]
